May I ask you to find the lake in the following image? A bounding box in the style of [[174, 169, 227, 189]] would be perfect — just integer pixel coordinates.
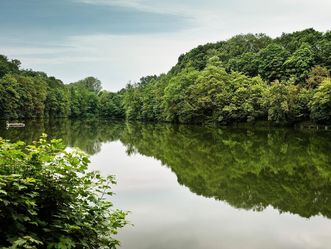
[[1, 119, 331, 249]]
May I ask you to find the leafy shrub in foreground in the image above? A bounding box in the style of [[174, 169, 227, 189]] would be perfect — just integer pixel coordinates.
[[0, 134, 127, 248]]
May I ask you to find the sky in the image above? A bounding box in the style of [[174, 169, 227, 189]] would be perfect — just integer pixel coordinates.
[[0, 0, 330, 91]]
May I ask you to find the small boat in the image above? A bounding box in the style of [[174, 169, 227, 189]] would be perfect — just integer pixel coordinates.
[[6, 121, 25, 128]]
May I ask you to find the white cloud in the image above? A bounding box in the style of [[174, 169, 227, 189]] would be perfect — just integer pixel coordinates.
[[11, 32, 205, 91], [78, 0, 142, 8], [76, 0, 210, 17]]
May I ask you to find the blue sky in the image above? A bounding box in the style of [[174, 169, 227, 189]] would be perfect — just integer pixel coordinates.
[[0, 0, 330, 91]]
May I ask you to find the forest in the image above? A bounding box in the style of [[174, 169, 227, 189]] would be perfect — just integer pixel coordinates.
[[0, 28, 330, 124]]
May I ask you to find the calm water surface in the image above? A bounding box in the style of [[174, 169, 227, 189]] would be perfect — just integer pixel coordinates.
[[1, 119, 331, 249]]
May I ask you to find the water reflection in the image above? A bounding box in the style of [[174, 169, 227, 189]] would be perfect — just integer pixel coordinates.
[[0, 119, 124, 155], [1, 120, 331, 219]]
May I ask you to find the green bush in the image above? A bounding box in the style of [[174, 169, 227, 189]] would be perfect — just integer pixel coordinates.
[[0, 134, 127, 248]]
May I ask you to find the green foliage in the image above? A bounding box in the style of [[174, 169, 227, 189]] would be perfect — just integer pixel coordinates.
[[310, 78, 331, 123], [99, 91, 124, 119], [257, 44, 289, 82], [45, 77, 70, 118], [171, 33, 272, 74], [307, 65, 330, 89], [164, 69, 199, 122], [262, 81, 310, 123], [69, 77, 102, 94], [68, 77, 103, 118], [122, 83, 144, 120], [0, 55, 20, 78], [283, 43, 315, 82], [0, 74, 20, 119], [122, 75, 166, 121], [275, 28, 324, 53], [0, 74, 47, 119], [0, 61, 124, 120], [0, 135, 127, 248], [227, 52, 259, 77], [316, 38, 331, 69]]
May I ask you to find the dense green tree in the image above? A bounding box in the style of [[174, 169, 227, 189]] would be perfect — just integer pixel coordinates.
[[0, 74, 47, 119], [262, 81, 310, 123], [316, 31, 331, 69], [275, 28, 324, 56], [218, 33, 272, 63], [283, 43, 315, 82], [68, 77, 102, 118], [69, 76, 102, 93], [310, 78, 331, 123], [0, 74, 20, 119], [163, 68, 199, 122], [45, 77, 70, 117], [171, 33, 272, 74], [227, 52, 259, 77], [221, 74, 267, 122], [99, 91, 125, 119], [0, 55, 20, 78], [306, 66, 330, 89], [257, 44, 289, 82], [122, 83, 144, 120], [17, 74, 48, 118]]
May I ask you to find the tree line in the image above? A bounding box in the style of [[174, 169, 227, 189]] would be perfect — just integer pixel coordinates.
[[1, 28, 330, 124], [121, 28, 331, 124], [0, 56, 124, 120]]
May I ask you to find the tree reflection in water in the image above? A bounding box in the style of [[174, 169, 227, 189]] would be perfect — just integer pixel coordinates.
[[1, 119, 331, 219]]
